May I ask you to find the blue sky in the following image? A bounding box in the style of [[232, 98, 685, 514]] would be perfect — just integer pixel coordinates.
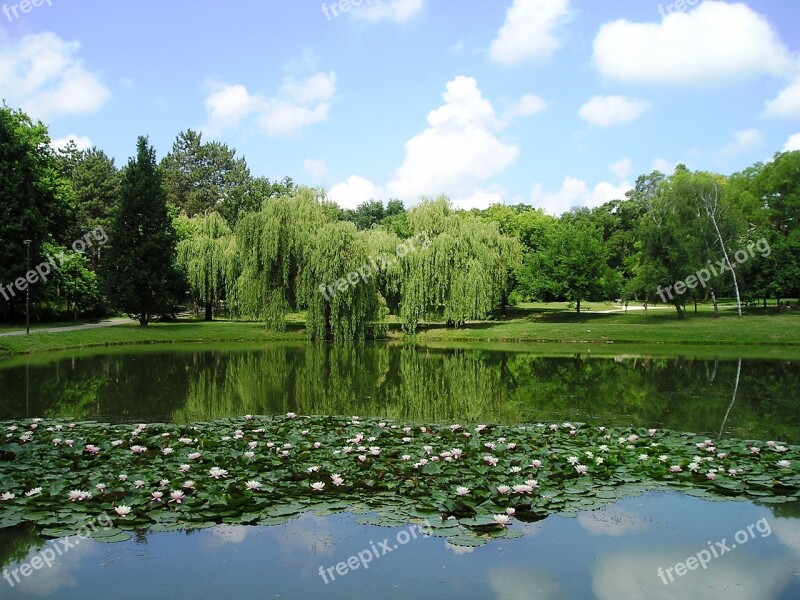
[[1, 0, 799, 213]]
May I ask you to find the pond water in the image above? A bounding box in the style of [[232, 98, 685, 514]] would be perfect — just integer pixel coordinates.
[[1, 344, 799, 599]]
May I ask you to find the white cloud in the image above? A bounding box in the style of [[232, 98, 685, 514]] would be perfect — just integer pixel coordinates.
[[579, 95, 649, 127], [0, 33, 110, 120], [593, 1, 793, 85], [452, 188, 504, 210], [531, 176, 632, 215], [304, 158, 328, 178], [720, 128, 763, 157], [353, 0, 425, 23], [783, 133, 800, 152], [502, 93, 547, 124], [609, 157, 633, 179], [328, 175, 385, 209], [652, 157, 678, 174], [50, 134, 92, 152], [764, 80, 800, 119], [203, 71, 336, 137], [490, 0, 571, 65], [386, 76, 519, 203], [578, 507, 649, 536]]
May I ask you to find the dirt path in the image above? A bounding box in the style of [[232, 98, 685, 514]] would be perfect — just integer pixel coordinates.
[[0, 317, 130, 337]]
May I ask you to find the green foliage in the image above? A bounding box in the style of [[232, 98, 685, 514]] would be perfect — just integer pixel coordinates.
[[103, 137, 185, 326]]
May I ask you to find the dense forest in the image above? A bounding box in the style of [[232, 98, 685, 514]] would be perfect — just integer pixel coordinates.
[[1, 105, 798, 339]]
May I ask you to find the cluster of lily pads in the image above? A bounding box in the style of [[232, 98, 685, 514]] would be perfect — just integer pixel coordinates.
[[0, 415, 797, 547]]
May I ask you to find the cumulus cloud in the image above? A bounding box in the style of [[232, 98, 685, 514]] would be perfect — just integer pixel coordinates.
[[593, 1, 793, 85], [328, 175, 385, 210], [501, 93, 547, 124], [0, 33, 110, 120], [353, 0, 425, 23], [720, 128, 763, 157], [652, 157, 678, 174], [50, 134, 92, 152], [783, 133, 800, 152], [490, 0, 571, 65], [304, 158, 328, 178], [578, 95, 649, 127], [531, 176, 632, 215], [385, 76, 519, 203], [609, 157, 633, 179], [203, 70, 336, 137], [764, 79, 800, 119]]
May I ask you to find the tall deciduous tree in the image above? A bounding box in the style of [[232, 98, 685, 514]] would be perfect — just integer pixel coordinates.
[[104, 137, 184, 326]]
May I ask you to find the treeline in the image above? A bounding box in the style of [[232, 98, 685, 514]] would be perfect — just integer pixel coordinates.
[[1, 104, 798, 337]]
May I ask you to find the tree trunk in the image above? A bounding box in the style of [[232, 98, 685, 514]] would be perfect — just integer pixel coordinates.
[[763, 296, 767, 308], [674, 302, 684, 320], [576, 299, 581, 314], [710, 289, 719, 318], [702, 185, 742, 316], [204, 302, 213, 322], [139, 315, 149, 326]]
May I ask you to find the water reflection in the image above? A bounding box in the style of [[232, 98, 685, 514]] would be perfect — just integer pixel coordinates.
[[1, 493, 799, 599], [0, 344, 798, 441]]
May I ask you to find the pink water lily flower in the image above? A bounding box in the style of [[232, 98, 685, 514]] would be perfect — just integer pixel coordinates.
[[115, 505, 132, 517], [208, 467, 228, 479], [493, 514, 511, 527], [170, 490, 185, 503]]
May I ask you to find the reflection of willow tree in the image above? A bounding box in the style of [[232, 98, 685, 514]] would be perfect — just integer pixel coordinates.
[[0, 526, 43, 571]]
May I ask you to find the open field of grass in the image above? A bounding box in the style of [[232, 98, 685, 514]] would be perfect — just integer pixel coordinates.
[[0, 303, 797, 358]]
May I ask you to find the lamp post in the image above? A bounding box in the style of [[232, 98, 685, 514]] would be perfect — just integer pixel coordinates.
[[24, 239, 31, 335]]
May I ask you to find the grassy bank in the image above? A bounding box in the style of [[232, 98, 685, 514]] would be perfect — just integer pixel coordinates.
[[0, 320, 305, 357], [0, 304, 797, 358]]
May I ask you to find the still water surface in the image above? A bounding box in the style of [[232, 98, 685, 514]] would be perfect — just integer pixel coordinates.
[[1, 344, 798, 599]]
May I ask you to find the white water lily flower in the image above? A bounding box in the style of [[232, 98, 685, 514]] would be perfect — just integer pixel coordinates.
[[68, 490, 91, 501], [25, 487, 42, 497], [115, 505, 132, 517], [512, 484, 533, 494], [567, 456, 580, 465], [151, 491, 164, 500], [169, 490, 185, 503], [245, 481, 262, 490], [455, 486, 470, 496], [493, 514, 511, 527], [574, 465, 588, 475], [311, 482, 325, 491], [133, 480, 145, 489], [778, 460, 791, 468], [243, 451, 255, 459], [209, 467, 228, 479], [497, 485, 511, 494]]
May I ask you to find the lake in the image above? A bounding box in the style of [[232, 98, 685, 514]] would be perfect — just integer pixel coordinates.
[[0, 344, 798, 599]]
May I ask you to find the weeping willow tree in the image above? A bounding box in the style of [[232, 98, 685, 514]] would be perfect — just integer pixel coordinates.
[[400, 196, 522, 332], [300, 221, 388, 342], [229, 187, 331, 328], [176, 211, 234, 320]]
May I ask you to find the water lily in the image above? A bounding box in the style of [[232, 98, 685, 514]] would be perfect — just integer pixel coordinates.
[[483, 456, 498, 466], [159, 479, 170, 486], [178, 437, 193, 445], [493, 514, 511, 527], [530, 459, 543, 468], [574, 464, 588, 475], [95, 483, 106, 492], [311, 482, 325, 491], [130, 445, 147, 454], [68, 490, 92, 501], [401, 454, 411, 460], [567, 456, 580, 465], [357, 454, 367, 462], [162, 447, 174, 455], [455, 486, 470, 496], [133, 480, 146, 489], [750, 446, 761, 454], [648, 429, 657, 436], [331, 475, 344, 487], [512, 484, 533, 494], [1, 492, 15, 501], [706, 472, 717, 480], [244, 414, 253, 420], [85, 444, 100, 454], [114, 505, 132, 517], [169, 490, 185, 503], [505, 507, 516, 515], [243, 451, 255, 459], [778, 460, 791, 468], [208, 467, 228, 479], [180, 464, 191, 472], [119, 474, 128, 481], [245, 480, 262, 490], [451, 448, 463, 458], [25, 487, 42, 497], [669, 465, 682, 473], [286, 412, 297, 418], [151, 491, 164, 500], [775, 445, 788, 453], [183, 480, 195, 489], [188, 452, 201, 460], [313, 442, 322, 449], [497, 485, 511, 494]]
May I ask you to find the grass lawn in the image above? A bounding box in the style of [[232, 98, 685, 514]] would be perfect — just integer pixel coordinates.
[[0, 302, 797, 358]]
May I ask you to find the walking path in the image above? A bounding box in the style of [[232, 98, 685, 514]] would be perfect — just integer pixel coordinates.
[[0, 317, 130, 337]]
